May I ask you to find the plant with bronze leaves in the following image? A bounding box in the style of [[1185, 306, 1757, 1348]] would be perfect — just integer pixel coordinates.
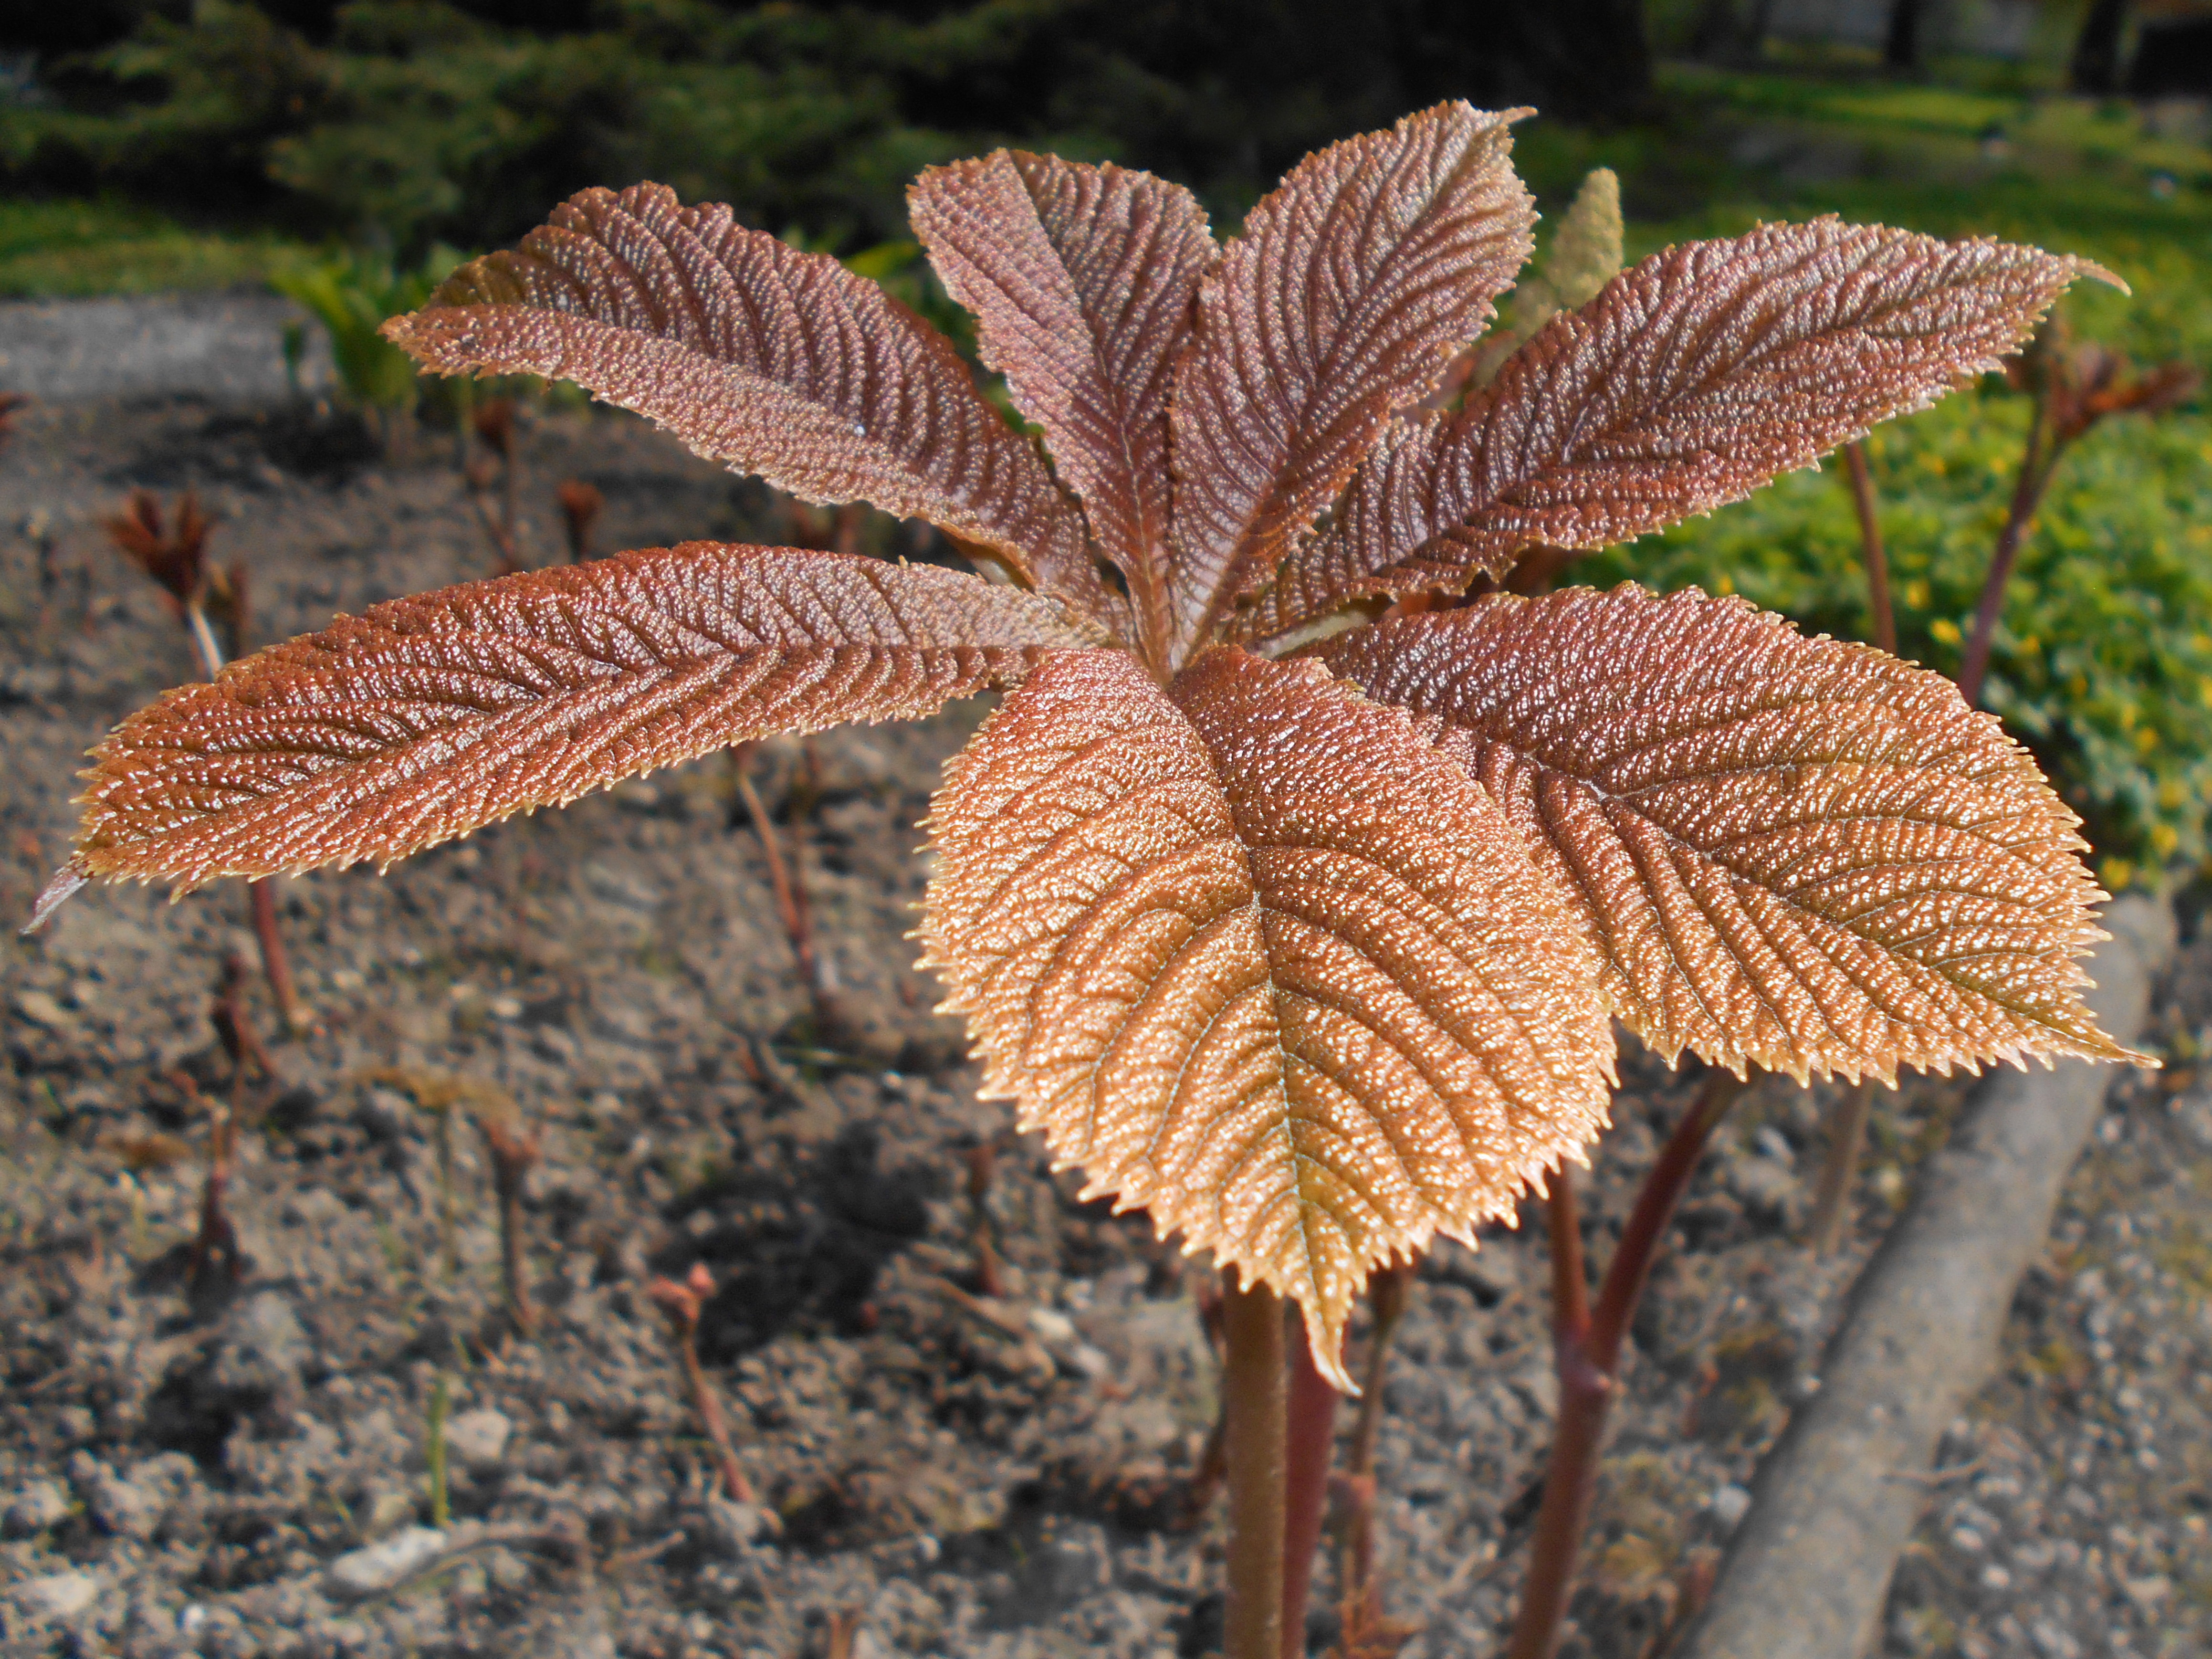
[[29, 105, 2140, 1658]]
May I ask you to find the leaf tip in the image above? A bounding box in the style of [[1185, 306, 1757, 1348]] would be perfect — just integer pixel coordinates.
[[21, 864, 87, 935]]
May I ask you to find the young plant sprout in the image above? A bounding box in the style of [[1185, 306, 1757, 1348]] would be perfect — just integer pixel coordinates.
[[100, 490, 309, 1035], [29, 105, 2141, 1658], [645, 1261, 761, 1508], [556, 478, 604, 562]]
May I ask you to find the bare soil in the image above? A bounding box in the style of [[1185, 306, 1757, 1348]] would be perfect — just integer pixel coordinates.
[[0, 391, 2203, 1659]]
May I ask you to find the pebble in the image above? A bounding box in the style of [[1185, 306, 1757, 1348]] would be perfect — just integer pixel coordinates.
[[1709, 1483, 1753, 1529], [12, 990, 71, 1030], [10, 1570, 98, 1620], [326, 1526, 450, 1597], [209, 1289, 311, 1401], [1, 1479, 71, 1537], [444, 1407, 513, 1469]]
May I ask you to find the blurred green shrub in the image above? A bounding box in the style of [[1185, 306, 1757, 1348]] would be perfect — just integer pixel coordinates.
[[270, 243, 459, 420]]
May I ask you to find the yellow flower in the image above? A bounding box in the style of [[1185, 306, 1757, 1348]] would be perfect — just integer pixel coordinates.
[[2102, 857, 2136, 892], [2150, 823, 2179, 857], [1929, 618, 1961, 645]]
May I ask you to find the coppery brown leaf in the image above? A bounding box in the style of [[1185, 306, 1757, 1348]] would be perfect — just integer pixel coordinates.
[[72, 544, 1096, 890], [920, 647, 1612, 1380], [910, 152, 1215, 669], [1247, 220, 2106, 643], [1321, 586, 2133, 1082], [382, 183, 1118, 623], [1166, 102, 1534, 660]]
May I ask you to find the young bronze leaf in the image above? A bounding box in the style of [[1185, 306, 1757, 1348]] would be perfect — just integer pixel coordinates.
[[920, 646, 1611, 1382], [73, 545, 1096, 890], [1166, 102, 1534, 660], [1321, 586, 2136, 1082], [1247, 221, 2103, 643], [382, 183, 1117, 623], [909, 152, 1214, 667]]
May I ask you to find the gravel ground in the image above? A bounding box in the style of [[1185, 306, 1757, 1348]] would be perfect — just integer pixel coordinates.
[[0, 387, 2201, 1659]]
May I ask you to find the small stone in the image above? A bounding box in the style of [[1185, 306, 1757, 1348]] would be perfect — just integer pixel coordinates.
[[1026, 1307, 1076, 1344], [2123, 1574, 2172, 1609], [356, 1087, 413, 1141], [11, 1570, 98, 1620], [13, 990, 71, 1030], [444, 1407, 512, 1469], [326, 1526, 449, 1597], [210, 1290, 310, 1402], [701, 1494, 775, 1552], [1709, 1484, 1752, 1529], [1950, 1525, 1985, 1552], [2, 1479, 70, 1537], [1981, 1564, 2013, 1590]]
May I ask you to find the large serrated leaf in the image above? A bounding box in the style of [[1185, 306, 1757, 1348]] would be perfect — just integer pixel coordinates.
[[920, 646, 1612, 1382], [383, 182, 1120, 627], [1247, 220, 2106, 642], [1166, 102, 1534, 661], [1322, 586, 2136, 1082], [71, 545, 1095, 889], [910, 151, 1216, 672]]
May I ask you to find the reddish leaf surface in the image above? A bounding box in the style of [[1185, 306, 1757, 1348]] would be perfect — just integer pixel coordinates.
[[73, 545, 1095, 889], [1166, 102, 1533, 659], [910, 152, 1215, 669], [1248, 221, 2103, 642], [383, 183, 1119, 624], [921, 647, 1611, 1380], [1322, 586, 2132, 1081]]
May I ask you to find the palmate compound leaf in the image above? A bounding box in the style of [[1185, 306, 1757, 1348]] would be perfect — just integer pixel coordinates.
[[908, 151, 1216, 673], [1166, 102, 1535, 662], [920, 646, 1615, 1383], [65, 544, 1098, 890], [1320, 586, 2139, 1083], [380, 183, 1121, 626], [1245, 220, 2110, 644]]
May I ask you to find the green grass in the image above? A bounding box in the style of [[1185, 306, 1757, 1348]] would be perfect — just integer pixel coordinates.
[[0, 197, 312, 299]]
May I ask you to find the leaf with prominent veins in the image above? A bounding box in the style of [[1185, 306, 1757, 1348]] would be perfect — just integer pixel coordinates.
[[910, 151, 1215, 669], [1321, 586, 2134, 1082], [920, 647, 1612, 1382], [1167, 101, 1533, 660], [383, 182, 1119, 624], [71, 545, 1097, 890], [1247, 220, 2105, 643]]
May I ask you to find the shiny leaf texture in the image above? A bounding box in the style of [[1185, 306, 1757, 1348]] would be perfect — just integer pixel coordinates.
[[1247, 220, 2104, 643], [909, 152, 1215, 669], [1167, 102, 1534, 659], [1321, 586, 2133, 1082], [383, 182, 1116, 622], [73, 545, 1095, 889], [920, 647, 1612, 1381]]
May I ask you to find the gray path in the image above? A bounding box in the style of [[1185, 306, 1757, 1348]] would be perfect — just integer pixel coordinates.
[[0, 290, 334, 403]]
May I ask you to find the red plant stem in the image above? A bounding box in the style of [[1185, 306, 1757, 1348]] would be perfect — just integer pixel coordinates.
[[1222, 1272, 1286, 1659], [188, 1096, 238, 1293], [679, 1328, 756, 1504], [1339, 1261, 1414, 1626], [1809, 1080, 1876, 1258], [1507, 1069, 1748, 1659], [1956, 412, 2060, 708], [248, 878, 309, 1035], [187, 603, 310, 1036], [1841, 441, 1896, 655], [730, 746, 844, 1038], [1280, 1311, 1338, 1658]]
